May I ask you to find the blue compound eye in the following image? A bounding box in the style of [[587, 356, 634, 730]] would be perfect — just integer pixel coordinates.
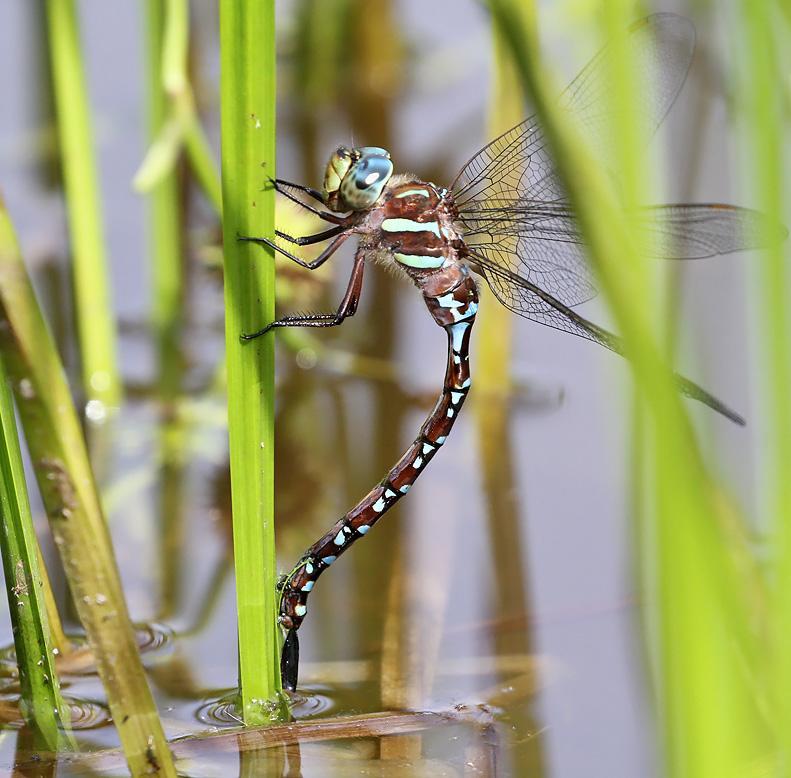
[[339, 150, 393, 210], [353, 156, 393, 190]]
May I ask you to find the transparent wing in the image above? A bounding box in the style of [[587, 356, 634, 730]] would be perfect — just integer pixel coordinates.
[[451, 13, 695, 206], [451, 13, 698, 307], [635, 204, 778, 259], [468, 250, 745, 425], [465, 203, 775, 308]]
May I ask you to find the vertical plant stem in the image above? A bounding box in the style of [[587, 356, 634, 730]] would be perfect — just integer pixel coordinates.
[[162, 0, 188, 96], [0, 353, 70, 750], [145, 0, 184, 401], [45, 0, 121, 410], [0, 197, 176, 777], [736, 2, 791, 765], [474, 4, 536, 678], [477, 15, 547, 773], [476, 0, 542, 718], [476, 0, 535, 400], [219, 0, 282, 721]]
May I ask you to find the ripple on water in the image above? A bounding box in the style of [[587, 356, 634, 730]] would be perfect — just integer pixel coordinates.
[[64, 696, 112, 730], [0, 695, 110, 731], [289, 687, 335, 718], [195, 687, 334, 727], [0, 622, 174, 681], [136, 622, 175, 656], [195, 694, 245, 727]]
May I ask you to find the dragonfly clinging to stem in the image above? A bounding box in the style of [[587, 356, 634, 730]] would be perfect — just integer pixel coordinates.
[[241, 13, 773, 691]]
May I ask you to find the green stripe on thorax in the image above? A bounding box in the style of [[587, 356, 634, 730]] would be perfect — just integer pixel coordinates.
[[381, 217, 441, 237], [394, 252, 446, 269]]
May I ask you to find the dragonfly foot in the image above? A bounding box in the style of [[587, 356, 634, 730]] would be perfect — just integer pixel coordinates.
[[240, 324, 274, 342], [237, 233, 275, 250]]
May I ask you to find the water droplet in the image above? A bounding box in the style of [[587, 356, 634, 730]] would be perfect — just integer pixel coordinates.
[[85, 400, 107, 423], [296, 348, 317, 370]]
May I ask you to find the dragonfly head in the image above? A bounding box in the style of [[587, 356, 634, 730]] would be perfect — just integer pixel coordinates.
[[322, 146, 393, 212]]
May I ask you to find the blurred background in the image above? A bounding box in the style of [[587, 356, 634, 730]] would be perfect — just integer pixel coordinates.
[[0, 1, 775, 775]]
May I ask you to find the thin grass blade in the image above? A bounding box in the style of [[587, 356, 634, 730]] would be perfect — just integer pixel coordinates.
[[144, 0, 185, 402], [45, 0, 121, 411], [0, 353, 71, 750]]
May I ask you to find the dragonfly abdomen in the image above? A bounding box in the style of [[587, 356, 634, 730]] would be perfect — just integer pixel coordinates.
[[276, 265, 478, 690]]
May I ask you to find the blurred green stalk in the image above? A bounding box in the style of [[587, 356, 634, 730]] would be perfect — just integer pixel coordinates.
[[736, 1, 791, 765], [475, 2, 535, 399], [45, 0, 121, 411], [219, 0, 283, 721], [0, 352, 71, 750], [184, 121, 223, 215], [145, 0, 184, 401], [487, 2, 768, 775], [0, 196, 176, 776], [135, 0, 222, 214]]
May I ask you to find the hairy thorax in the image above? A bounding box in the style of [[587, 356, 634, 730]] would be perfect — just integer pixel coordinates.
[[353, 175, 476, 327], [357, 176, 463, 281]]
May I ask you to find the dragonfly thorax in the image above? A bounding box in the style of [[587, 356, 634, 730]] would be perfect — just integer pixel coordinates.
[[358, 178, 467, 285], [322, 146, 394, 212]]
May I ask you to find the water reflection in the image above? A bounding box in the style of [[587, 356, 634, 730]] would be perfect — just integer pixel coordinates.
[[475, 385, 546, 776]]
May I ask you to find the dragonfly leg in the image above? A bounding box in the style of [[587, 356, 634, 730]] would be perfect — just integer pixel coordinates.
[[272, 177, 325, 204], [267, 176, 345, 224], [275, 273, 479, 690], [241, 249, 364, 340], [239, 231, 350, 270], [273, 224, 346, 246]]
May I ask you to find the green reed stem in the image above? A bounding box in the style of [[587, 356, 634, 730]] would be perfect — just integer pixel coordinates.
[[45, 0, 120, 411], [0, 196, 176, 776], [736, 2, 791, 764], [219, 0, 283, 721], [0, 353, 71, 750], [487, 3, 767, 775], [145, 0, 184, 401]]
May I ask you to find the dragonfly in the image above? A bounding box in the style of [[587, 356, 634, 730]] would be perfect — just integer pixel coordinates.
[[241, 13, 770, 691]]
